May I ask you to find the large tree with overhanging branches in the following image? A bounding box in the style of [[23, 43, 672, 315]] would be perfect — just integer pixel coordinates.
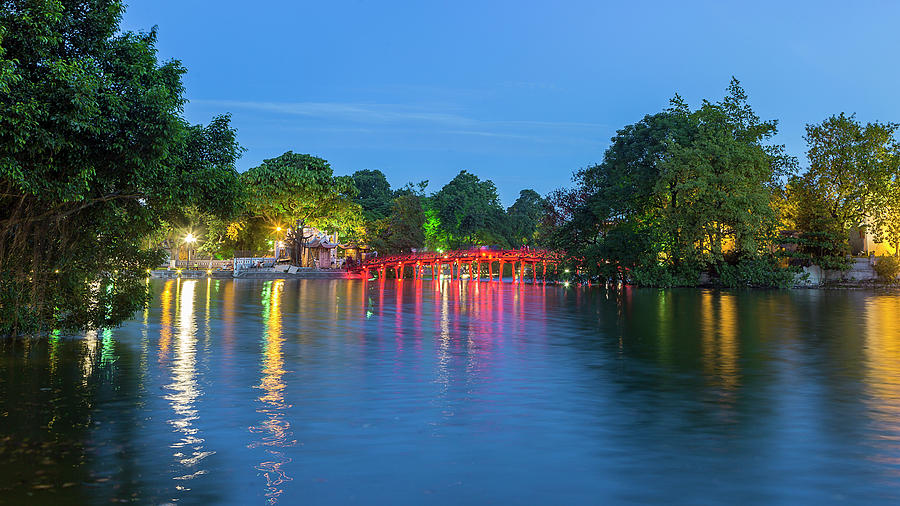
[[0, 0, 242, 336]]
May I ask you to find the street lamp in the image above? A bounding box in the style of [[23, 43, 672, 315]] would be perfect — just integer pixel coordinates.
[[273, 227, 284, 258], [184, 233, 197, 263]]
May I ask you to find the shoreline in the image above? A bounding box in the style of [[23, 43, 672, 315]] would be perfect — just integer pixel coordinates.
[[148, 270, 897, 289]]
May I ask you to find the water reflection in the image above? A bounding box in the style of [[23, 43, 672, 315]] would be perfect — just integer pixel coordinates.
[[700, 291, 741, 396], [250, 280, 294, 503], [82, 329, 98, 387], [163, 280, 214, 490], [9, 282, 900, 503], [158, 280, 174, 363], [863, 294, 900, 475]]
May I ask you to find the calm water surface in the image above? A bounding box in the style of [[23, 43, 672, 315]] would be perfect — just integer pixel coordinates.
[[2, 279, 900, 504]]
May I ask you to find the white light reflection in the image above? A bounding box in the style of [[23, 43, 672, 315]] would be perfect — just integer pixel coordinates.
[[164, 280, 214, 489], [432, 287, 454, 426], [81, 329, 99, 387]]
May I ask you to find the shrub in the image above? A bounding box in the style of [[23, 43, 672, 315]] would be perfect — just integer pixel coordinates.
[[629, 263, 701, 288], [716, 256, 800, 288], [874, 256, 900, 284]]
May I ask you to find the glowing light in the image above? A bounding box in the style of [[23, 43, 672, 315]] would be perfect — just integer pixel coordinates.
[[206, 269, 212, 276], [275, 226, 282, 233], [184, 233, 197, 244], [54, 269, 60, 274], [564, 282, 570, 287], [564, 269, 570, 273]]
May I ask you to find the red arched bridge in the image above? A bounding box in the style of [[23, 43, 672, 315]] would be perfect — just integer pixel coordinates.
[[350, 248, 567, 283]]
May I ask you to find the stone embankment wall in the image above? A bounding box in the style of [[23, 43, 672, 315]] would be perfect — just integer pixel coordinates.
[[795, 258, 890, 287]]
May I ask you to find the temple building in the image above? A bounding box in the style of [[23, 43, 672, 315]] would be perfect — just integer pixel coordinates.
[[850, 220, 898, 257]]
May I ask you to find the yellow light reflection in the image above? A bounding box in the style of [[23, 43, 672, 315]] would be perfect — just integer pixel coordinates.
[[250, 280, 294, 502], [863, 294, 900, 472], [159, 280, 174, 363], [700, 292, 741, 401]]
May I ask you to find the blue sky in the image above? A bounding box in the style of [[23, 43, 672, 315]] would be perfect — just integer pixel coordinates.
[[121, 0, 900, 205]]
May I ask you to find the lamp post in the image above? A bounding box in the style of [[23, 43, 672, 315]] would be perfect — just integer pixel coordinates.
[[184, 233, 197, 265], [274, 226, 282, 259]]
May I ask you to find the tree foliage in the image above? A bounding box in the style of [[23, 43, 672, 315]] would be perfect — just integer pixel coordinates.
[[870, 177, 900, 254], [350, 169, 393, 221], [431, 170, 507, 248], [563, 79, 797, 286], [505, 189, 545, 246], [241, 151, 362, 263], [370, 194, 426, 254], [0, 0, 241, 336], [803, 113, 899, 231], [780, 176, 852, 270]]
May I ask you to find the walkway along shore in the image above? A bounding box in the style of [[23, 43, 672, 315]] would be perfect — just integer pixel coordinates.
[[149, 269, 349, 280]]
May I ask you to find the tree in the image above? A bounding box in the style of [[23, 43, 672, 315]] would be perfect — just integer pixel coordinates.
[[370, 194, 427, 254], [534, 187, 588, 248], [0, 0, 242, 336], [657, 87, 787, 266], [431, 170, 507, 248], [803, 113, 899, 232], [350, 169, 393, 221], [241, 151, 361, 264], [566, 79, 797, 286], [393, 180, 429, 198], [505, 189, 545, 246], [870, 176, 900, 256], [781, 176, 851, 270]]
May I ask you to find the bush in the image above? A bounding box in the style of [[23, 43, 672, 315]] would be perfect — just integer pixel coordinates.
[[874, 256, 900, 284], [629, 263, 701, 288], [716, 256, 800, 288], [779, 233, 851, 271]]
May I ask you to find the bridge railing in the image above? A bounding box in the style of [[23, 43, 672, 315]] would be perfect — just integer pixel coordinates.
[[354, 248, 564, 271], [174, 259, 232, 269], [234, 257, 276, 270]]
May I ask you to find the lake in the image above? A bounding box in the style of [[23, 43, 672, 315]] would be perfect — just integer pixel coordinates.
[[2, 279, 900, 504]]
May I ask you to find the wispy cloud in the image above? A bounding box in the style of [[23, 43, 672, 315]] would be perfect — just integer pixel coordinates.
[[191, 99, 472, 126], [190, 99, 607, 134]]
